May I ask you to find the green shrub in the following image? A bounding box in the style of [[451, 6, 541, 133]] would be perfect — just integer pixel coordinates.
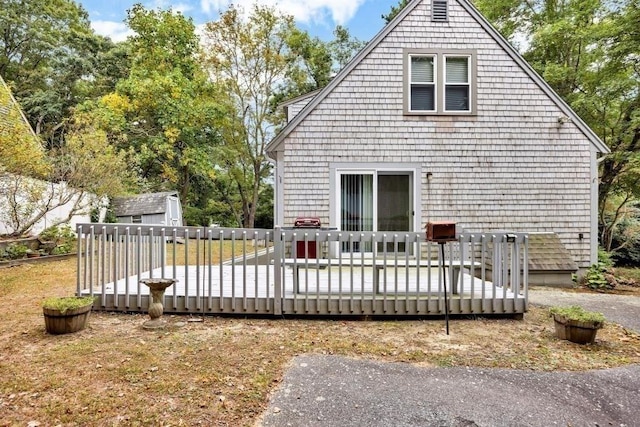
[[598, 247, 614, 268], [39, 225, 76, 255], [5, 243, 28, 260], [573, 252, 616, 291], [584, 263, 612, 290]]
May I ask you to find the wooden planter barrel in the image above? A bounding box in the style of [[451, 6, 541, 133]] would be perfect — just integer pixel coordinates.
[[553, 314, 603, 344], [43, 303, 92, 334]]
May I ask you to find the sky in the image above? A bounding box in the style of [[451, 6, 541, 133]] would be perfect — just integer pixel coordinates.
[[78, 0, 400, 43]]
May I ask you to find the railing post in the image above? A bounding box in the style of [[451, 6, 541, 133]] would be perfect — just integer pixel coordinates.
[[273, 226, 282, 315], [76, 224, 82, 297]]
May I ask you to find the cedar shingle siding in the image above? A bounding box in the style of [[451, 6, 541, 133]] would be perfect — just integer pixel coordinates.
[[267, 0, 608, 268]]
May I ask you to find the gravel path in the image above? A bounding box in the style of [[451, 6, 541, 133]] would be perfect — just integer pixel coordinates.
[[258, 288, 640, 427]]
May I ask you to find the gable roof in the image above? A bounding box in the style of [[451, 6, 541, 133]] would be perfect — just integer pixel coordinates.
[[0, 74, 39, 142], [266, 0, 610, 157], [112, 191, 179, 217], [278, 89, 320, 108]]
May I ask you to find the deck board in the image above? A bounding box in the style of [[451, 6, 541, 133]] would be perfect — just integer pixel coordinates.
[[83, 264, 520, 300]]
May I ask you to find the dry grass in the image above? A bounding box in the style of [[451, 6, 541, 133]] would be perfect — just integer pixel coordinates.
[[1, 259, 640, 426], [169, 239, 244, 266]]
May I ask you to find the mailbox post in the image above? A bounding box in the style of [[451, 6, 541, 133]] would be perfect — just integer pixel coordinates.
[[426, 221, 457, 335]]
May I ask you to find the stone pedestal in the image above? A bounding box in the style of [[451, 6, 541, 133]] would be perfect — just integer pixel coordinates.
[[140, 278, 176, 330]]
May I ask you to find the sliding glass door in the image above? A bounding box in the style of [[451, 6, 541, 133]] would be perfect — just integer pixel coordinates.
[[339, 171, 413, 254]]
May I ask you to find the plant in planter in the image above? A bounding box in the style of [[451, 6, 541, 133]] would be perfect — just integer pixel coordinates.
[[38, 225, 76, 255], [42, 296, 96, 334], [550, 305, 605, 344], [5, 242, 28, 260]]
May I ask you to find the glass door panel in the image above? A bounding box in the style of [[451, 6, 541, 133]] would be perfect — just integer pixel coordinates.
[[339, 171, 413, 255], [377, 174, 411, 253], [340, 174, 373, 252]]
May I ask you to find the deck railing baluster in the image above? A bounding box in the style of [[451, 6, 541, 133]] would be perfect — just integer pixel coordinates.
[[74, 224, 528, 318]]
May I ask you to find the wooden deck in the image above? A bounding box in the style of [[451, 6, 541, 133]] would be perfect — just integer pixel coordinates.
[[83, 264, 526, 316], [77, 225, 529, 317]]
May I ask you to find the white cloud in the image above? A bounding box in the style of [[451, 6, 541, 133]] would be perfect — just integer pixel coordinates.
[[200, 0, 365, 25], [148, 0, 193, 14], [91, 20, 134, 43]]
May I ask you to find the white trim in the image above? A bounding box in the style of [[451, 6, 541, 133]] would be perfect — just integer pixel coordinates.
[[443, 54, 471, 113], [275, 151, 285, 227], [590, 149, 599, 265], [408, 54, 437, 113], [330, 163, 421, 233]]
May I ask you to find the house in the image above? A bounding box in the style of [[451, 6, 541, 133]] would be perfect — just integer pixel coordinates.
[[112, 191, 183, 226], [0, 74, 39, 148], [266, 0, 610, 271], [0, 75, 96, 236]]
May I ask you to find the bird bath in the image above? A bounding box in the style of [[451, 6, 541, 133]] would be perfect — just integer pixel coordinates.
[[140, 278, 176, 329]]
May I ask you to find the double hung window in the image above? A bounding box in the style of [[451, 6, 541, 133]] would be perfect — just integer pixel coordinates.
[[410, 56, 436, 112], [405, 49, 475, 115], [444, 56, 470, 111]]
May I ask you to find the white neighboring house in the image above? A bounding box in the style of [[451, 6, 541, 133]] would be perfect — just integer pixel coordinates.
[[0, 74, 100, 236], [266, 0, 610, 270], [0, 173, 100, 236]]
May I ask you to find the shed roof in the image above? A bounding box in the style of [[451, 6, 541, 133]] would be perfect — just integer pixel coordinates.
[[266, 0, 610, 157], [486, 233, 578, 272], [527, 233, 579, 272], [112, 191, 179, 217]]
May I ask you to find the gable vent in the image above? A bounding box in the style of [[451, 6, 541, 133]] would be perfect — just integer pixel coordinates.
[[432, 0, 448, 22]]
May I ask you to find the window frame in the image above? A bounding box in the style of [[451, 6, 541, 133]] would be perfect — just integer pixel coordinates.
[[443, 54, 471, 113], [329, 163, 421, 258], [408, 54, 437, 113], [403, 48, 477, 116]]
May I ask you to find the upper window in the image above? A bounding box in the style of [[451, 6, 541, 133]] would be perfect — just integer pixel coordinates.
[[404, 49, 476, 115], [410, 56, 436, 112], [444, 56, 470, 111]]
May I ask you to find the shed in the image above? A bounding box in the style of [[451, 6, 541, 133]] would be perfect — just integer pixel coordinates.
[[484, 233, 579, 287], [112, 192, 183, 226]]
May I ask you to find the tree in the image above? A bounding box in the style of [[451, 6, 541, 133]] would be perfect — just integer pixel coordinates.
[[327, 25, 367, 71], [0, 0, 120, 147], [594, 0, 640, 253], [0, 109, 134, 236], [202, 4, 298, 228], [382, 0, 410, 23], [270, 24, 365, 126], [96, 5, 223, 205]]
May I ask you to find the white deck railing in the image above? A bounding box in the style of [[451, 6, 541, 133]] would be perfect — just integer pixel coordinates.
[[76, 224, 528, 316]]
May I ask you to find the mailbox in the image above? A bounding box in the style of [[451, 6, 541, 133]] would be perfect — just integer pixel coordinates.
[[426, 221, 456, 242]]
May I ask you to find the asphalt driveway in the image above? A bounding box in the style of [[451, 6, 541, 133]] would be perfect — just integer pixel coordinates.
[[258, 288, 640, 427]]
